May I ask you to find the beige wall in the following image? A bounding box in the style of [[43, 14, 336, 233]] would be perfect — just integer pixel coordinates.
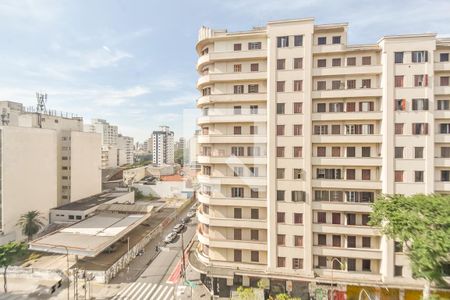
[[0, 126, 57, 240], [70, 131, 102, 202]]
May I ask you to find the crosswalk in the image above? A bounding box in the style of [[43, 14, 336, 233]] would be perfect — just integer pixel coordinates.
[[113, 282, 175, 300]]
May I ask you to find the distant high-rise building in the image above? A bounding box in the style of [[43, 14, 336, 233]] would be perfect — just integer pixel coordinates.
[[152, 125, 174, 165], [117, 134, 134, 165], [84, 118, 118, 145]]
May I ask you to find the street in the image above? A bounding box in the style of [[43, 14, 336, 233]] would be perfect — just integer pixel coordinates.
[[111, 206, 204, 299]]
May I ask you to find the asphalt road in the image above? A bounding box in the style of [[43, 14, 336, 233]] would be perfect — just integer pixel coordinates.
[[138, 216, 197, 284], [110, 202, 196, 284]]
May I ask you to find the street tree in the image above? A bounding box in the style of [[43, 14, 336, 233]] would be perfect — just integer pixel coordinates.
[[16, 210, 45, 241], [369, 194, 450, 299], [0, 242, 27, 293]]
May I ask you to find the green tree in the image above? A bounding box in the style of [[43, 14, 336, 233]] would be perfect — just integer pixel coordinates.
[[0, 242, 27, 293], [236, 286, 257, 300], [16, 210, 45, 241], [175, 148, 184, 166], [369, 194, 450, 299]]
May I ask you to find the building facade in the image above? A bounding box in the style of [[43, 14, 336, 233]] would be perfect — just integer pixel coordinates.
[[152, 125, 175, 165], [84, 118, 118, 145], [117, 134, 135, 165], [0, 102, 102, 206], [0, 126, 57, 244], [194, 19, 450, 298]]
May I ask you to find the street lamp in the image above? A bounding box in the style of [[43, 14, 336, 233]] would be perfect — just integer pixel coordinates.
[[46, 245, 70, 300], [329, 257, 346, 300]]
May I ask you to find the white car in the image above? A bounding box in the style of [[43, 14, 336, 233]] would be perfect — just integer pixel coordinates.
[[164, 232, 177, 244], [173, 223, 185, 233], [187, 211, 196, 218]]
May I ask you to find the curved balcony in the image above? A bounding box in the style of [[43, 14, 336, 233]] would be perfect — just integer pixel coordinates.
[[197, 71, 267, 89], [311, 111, 382, 121], [197, 134, 267, 144], [435, 157, 450, 167], [312, 157, 382, 167], [198, 113, 266, 125], [197, 227, 210, 246], [198, 174, 267, 186], [312, 65, 382, 77], [434, 86, 450, 96], [210, 239, 267, 251], [197, 192, 267, 207], [435, 181, 450, 191], [435, 110, 450, 119], [312, 179, 381, 190], [198, 155, 267, 165], [312, 223, 379, 236], [312, 88, 382, 99], [312, 134, 381, 144], [209, 217, 267, 229], [313, 246, 381, 260], [197, 209, 210, 225], [435, 134, 450, 143], [197, 93, 267, 107], [196, 49, 267, 70], [312, 201, 372, 213]]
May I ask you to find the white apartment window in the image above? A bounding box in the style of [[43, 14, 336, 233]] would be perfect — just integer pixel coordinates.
[[317, 59, 326, 68], [277, 168, 285, 179], [415, 171, 424, 182], [412, 98, 429, 111], [347, 57, 356, 66], [442, 147, 450, 158], [441, 53, 449, 62], [293, 58, 303, 69], [414, 75, 428, 87], [395, 52, 404, 63], [437, 100, 450, 110], [248, 84, 259, 93], [231, 146, 244, 156], [318, 37, 327, 45], [277, 36, 289, 48], [233, 106, 242, 115], [231, 187, 244, 198], [277, 103, 285, 114], [329, 102, 344, 112], [332, 58, 341, 67], [412, 123, 429, 135], [248, 42, 262, 50], [294, 35, 303, 47], [233, 64, 242, 72], [292, 191, 306, 202], [250, 125, 258, 135], [277, 81, 285, 92], [234, 43, 242, 51], [359, 101, 374, 112], [441, 76, 450, 86], [412, 51, 428, 63], [247, 146, 260, 157], [332, 36, 341, 44], [317, 81, 326, 90], [250, 63, 259, 72], [234, 85, 244, 94], [249, 167, 259, 177], [294, 169, 302, 179], [292, 258, 303, 269], [277, 59, 286, 70], [250, 105, 258, 114], [440, 123, 450, 134], [314, 125, 328, 135], [362, 56, 372, 65], [233, 167, 243, 177], [293, 80, 303, 92]]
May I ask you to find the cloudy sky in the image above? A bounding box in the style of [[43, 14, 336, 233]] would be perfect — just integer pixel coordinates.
[[1, 0, 450, 141]]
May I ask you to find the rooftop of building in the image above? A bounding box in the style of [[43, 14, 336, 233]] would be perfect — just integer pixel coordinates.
[[52, 190, 132, 212], [29, 211, 150, 257], [160, 174, 184, 182]]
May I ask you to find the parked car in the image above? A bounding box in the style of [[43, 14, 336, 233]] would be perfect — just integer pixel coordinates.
[[181, 217, 191, 224], [173, 223, 185, 233], [187, 210, 196, 218], [164, 232, 177, 244]]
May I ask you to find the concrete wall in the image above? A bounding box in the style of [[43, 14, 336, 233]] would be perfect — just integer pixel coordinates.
[[70, 131, 102, 202], [1, 126, 57, 242]]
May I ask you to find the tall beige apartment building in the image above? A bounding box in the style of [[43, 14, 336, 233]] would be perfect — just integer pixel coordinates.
[[193, 18, 450, 299]]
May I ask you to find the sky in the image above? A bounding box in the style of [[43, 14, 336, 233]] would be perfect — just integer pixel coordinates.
[[1, 0, 450, 142]]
